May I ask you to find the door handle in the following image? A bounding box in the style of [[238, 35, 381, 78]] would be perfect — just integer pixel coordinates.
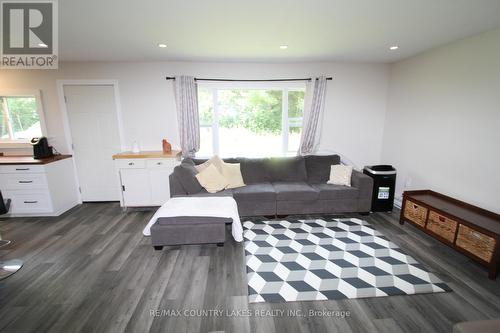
[[16, 168, 30, 171], [24, 201, 38, 204], [128, 162, 134, 166], [19, 180, 33, 184]]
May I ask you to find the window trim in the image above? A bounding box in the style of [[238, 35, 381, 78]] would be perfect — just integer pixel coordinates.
[[197, 82, 305, 157], [0, 89, 47, 147]]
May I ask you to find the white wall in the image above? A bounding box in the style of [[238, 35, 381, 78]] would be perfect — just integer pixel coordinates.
[[382, 27, 500, 214], [0, 61, 389, 167]]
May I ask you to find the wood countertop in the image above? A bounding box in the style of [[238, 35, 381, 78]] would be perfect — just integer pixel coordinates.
[[0, 154, 72, 165], [112, 150, 182, 159]]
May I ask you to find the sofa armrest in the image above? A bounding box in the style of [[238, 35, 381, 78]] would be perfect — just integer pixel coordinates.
[[351, 170, 373, 202], [169, 173, 188, 197], [351, 170, 373, 212]]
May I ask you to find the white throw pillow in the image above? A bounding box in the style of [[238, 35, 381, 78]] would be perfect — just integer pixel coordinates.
[[221, 162, 245, 189], [327, 165, 353, 186], [195, 155, 224, 173], [195, 164, 229, 193]]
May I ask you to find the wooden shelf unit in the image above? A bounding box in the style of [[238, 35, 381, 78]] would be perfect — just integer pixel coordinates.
[[400, 190, 500, 279]]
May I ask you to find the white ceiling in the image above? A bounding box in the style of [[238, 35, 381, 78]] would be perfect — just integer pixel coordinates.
[[59, 0, 500, 63]]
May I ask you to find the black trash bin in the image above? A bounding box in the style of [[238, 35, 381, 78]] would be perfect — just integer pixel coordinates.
[[363, 165, 397, 212]]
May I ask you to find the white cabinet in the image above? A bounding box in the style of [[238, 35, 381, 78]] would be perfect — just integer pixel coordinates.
[[0, 157, 79, 217], [149, 169, 171, 205], [120, 168, 151, 206], [113, 152, 181, 207]]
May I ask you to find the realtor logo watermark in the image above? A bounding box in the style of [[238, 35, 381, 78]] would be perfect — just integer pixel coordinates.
[[1, 0, 58, 69]]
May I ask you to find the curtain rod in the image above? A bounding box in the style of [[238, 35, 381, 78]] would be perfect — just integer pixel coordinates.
[[165, 77, 332, 82]]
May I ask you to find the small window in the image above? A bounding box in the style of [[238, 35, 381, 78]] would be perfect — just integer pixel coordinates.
[[197, 83, 305, 157], [0, 91, 45, 143]]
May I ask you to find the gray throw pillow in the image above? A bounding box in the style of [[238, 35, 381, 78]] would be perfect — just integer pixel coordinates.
[[175, 159, 204, 194], [267, 156, 307, 182], [305, 155, 341, 183], [238, 158, 272, 184]]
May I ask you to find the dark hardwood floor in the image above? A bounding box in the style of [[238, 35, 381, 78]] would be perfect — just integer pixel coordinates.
[[1, 202, 499, 333]]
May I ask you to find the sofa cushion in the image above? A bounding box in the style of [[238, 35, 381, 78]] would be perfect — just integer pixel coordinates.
[[157, 216, 231, 226], [194, 155, 225, 173], [232, 183, 275, 201], [190, 189, 234, 197], [195, 164, 229, 193], [272, 182, 319, 201], [268, 156, 307, 182], [221, 162, 246, 189], [191, 157, 239, 165], [174, 160, 204, 194], [328, 164, 353, 186], [311, 183, 359, 200], [238, 158, 271, 184], [305, 155, 341, 183]]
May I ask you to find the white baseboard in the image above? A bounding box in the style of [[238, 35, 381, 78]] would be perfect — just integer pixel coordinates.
[[393, 197, 402, 209]]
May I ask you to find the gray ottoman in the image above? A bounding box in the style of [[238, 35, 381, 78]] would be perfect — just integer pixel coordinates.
[[150, 216, 231, 249]]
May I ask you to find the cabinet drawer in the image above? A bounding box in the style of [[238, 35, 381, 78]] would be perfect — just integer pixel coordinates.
[[0, 165, 45, 174], [146, 159, 175, 169], [456, 224, 496, 263], [426, 211, 458, 243], [115, 159, 146, 169], [5, 191, 53, 213], [0, 173, 48, 190], [403, 200, 428, 227]]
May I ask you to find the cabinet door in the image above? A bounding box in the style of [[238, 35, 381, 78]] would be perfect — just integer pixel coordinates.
[[120, 169, 151, 206], [149, 169, 171, 206]]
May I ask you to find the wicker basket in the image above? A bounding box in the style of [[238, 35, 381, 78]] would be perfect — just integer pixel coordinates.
[[456, 224, 496, 263], [403, 200, 428, 227], [426, 211, 458, 242]]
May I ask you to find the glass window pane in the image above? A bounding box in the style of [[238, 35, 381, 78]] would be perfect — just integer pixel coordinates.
[[197, 88, 213, 126], [218, 89, 283, 157], [287, 90, 305, 154], [288, 127, 302, 155], [0, 98, 9, 139], [0, 96, 41, 140], [288, 90, 305, 119], [198, 126, 213, 157], [197, 88, 214, 157]]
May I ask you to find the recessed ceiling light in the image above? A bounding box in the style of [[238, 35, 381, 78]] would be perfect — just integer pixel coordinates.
[[279, 45, 288, 50], [389, 45, 399, 50], [158, 43, 167, 48], [38, 43, 48, 48]]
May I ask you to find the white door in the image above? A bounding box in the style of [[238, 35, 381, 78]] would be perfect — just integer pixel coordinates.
[[64, 85, 121, 201]]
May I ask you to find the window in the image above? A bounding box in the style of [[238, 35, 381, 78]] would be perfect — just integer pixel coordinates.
[[0, 91, 45, 143], [198, 83, 305, 157]]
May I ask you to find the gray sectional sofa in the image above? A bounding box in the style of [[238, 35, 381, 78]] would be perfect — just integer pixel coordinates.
[[169, 155, 374, 217]]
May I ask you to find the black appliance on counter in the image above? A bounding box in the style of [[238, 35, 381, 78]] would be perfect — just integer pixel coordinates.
[[30, 137, 54, 159]]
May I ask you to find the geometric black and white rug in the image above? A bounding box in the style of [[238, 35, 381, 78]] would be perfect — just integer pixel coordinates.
[[243, 217, 451, 303]]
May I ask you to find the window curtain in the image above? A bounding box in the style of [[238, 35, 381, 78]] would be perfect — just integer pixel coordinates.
[[298, 76, 328, 155], [174, 76, 200, 158]]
